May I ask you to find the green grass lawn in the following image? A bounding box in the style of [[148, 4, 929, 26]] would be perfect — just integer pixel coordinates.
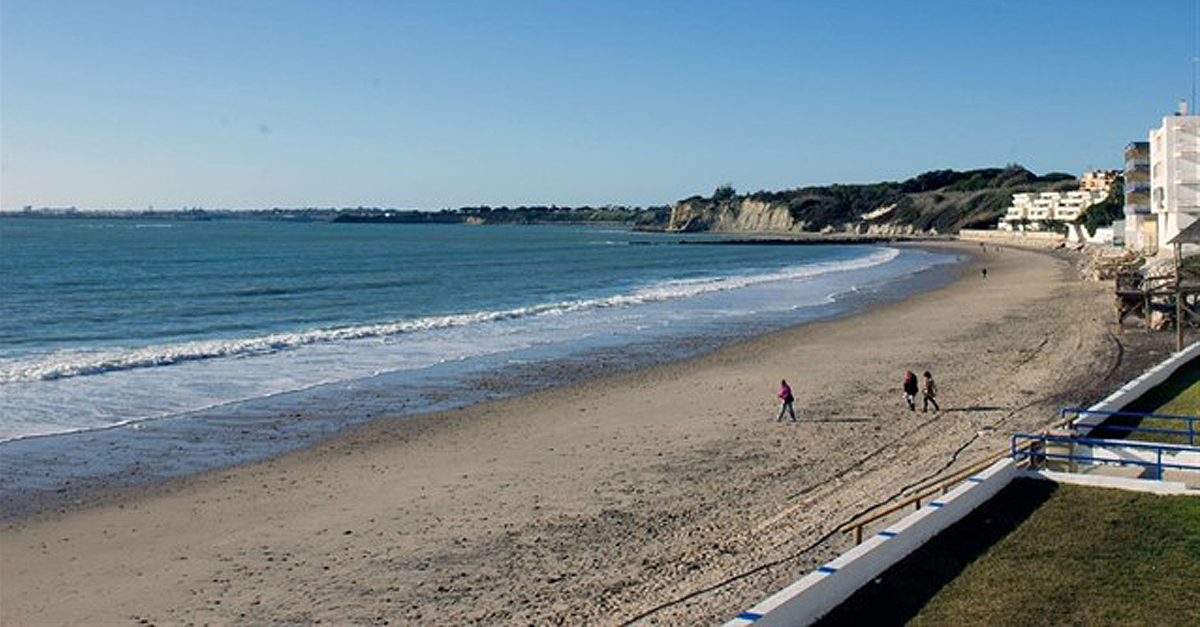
[[816, 480, 1200, 626], [910, 482, 1200, 626], [1099, 360, 1200, 445], [1142, 369, 1200, 416], [817, 362, 1200, 626]]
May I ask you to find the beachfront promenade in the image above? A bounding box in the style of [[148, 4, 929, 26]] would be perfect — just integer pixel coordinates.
[[725, 342, 1200, 625], [0, 242, 1182, 624]]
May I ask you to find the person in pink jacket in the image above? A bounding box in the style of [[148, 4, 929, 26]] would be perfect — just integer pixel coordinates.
[[777, 379, 797, 422]]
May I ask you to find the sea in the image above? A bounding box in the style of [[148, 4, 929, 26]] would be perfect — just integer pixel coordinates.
[[0, 218, 961, 506]]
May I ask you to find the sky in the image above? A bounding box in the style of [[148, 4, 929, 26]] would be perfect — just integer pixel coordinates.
[[2, 0, 1199, 210]]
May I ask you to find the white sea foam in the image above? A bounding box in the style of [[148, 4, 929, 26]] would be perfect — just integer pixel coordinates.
[[0, 248, 898, 384]]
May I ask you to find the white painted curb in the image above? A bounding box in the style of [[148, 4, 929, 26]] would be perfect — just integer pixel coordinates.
[[724, 459, 1018, 626], [1020, 470, 1197, 495], [1071, 441, 1200, 469]]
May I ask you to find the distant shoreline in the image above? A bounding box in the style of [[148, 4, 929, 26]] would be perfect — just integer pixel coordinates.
[[0, 207, 667, 227], [0, 211, 961, 244]]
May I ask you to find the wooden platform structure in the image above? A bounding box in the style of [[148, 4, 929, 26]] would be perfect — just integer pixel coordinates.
[[1116, 220, 1200, 350]]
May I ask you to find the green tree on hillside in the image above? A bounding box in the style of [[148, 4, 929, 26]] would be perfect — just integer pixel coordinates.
[[1077, 177, 1125, 236], [713, 184, 737, 202]]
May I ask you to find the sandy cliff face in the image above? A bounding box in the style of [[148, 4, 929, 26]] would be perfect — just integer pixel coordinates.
[[668, 198, 938, 235], [668, 199, 800, 233]]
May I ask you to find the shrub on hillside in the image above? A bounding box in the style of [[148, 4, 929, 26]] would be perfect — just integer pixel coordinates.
[[1077, 177, 1125, 236]]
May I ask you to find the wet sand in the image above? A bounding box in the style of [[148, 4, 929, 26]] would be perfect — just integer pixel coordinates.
[[0, 242, 1171, 624]]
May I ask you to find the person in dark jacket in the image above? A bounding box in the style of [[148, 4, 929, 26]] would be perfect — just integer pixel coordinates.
[[903, 371, 918, 411], [921, 371, 939, 412]]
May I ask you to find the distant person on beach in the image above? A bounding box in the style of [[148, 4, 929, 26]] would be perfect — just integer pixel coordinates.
[[777, 379, 797, 422], [921, 371, 939, 412], [902, 371, 918, 411], [981, 268, 988, 278]]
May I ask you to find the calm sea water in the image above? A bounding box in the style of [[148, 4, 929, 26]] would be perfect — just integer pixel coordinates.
[[0, 218, 958, 497]]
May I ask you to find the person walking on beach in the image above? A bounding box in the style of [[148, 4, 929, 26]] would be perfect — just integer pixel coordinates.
[[777, 379, 797, 422], [902, 370, 918, 411], [921, 371, 940, 412]]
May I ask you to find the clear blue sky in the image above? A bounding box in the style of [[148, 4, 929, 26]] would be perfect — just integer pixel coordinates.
[[2, 0, 1198, 210]]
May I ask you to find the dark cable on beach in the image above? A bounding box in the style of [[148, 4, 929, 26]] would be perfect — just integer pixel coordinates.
[[621, 383, 1087, 625], [621, 419, 960, 624], [624, 327, 1136, 624], [619, 506, 866, 626]]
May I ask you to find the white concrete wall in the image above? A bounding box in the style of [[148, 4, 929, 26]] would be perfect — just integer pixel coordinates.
[[959, 229, 1065, 247], [1109, 220, 1125, 246], [723, 344, 1200, 626], [1065, 224, 1122, 246], [724, 460, 1018, 626], [1073, 443, 1200, 470], [1020, 469, 1194, 494]]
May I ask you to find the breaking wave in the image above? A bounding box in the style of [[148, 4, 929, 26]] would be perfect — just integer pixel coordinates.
[[1, 248, 898, 383]]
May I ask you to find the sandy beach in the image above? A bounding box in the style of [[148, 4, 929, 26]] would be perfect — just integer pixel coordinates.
[[0, 242, 1175, 625]]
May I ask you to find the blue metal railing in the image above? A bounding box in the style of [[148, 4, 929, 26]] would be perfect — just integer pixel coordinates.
[[1060, 408, 1199, 446], [1011, 433, 1200, 480]]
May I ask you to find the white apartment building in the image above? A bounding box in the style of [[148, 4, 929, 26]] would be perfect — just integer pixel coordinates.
[[1146, 103, 1200, 254], [999, 190, 1107, 230]]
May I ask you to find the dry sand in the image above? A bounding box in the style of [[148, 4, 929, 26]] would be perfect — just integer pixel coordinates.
[[0, 242, 1174, 625]]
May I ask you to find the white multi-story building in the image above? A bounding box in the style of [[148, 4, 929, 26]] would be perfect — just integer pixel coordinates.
[[1147, 102, 1200, 254], [999, 190, 1107, 230]]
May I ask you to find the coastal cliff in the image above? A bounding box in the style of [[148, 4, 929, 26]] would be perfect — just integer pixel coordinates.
[[669, 198, 796, 233], [668, 166, 1078, 235]]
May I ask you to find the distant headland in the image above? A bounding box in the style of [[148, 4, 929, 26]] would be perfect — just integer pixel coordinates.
[[7, 165, 1114, 236]]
